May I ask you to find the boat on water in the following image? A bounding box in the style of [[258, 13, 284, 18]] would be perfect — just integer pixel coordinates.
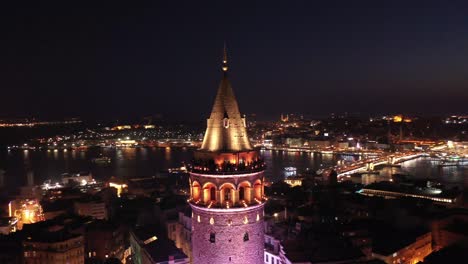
[[284, 167, 297, 177], [92, 156, 111, 164], [168, 165, 188, 174]]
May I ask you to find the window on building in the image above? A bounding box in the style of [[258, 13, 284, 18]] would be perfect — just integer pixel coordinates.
[[244, 232, 249, 242], [209, 232, 216, 243], [239, 187, 245, 200]]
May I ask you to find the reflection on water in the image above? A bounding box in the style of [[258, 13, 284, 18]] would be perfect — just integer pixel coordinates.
[[368, 158, 468, 188], [165, 147, 172, 162], [396, 157, 466, 188], [359, 174, 392, 185], [0, 148, 338, 191], [261, 149, 337, 182], [354, 157, 467, 188], [0, 147, 189, 192], [0, 148, 465, 193]]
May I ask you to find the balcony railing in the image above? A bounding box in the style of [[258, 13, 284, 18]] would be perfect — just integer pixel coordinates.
[[190, 159, 266, 175], [188, 196, 267, 209]]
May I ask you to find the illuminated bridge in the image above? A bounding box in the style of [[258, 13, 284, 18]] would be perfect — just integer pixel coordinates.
[[327, 153, 425, 179]]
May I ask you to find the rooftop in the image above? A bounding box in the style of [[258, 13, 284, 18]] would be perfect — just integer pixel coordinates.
[[21, 214, 91, 240], [131, 226, 188, 263], [283, 238, 364, 263], [281, 226, 365, 263], [372, 227, 429, 256], [24, 228, 82, 243], [423, 243, 468, 263], [41, 199, 73, 212]]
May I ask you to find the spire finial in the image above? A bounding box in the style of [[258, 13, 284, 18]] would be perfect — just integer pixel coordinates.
[[222, 42, 228, 72]]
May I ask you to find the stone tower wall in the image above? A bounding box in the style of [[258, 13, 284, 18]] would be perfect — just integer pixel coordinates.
[[191, 204, 265, 264]]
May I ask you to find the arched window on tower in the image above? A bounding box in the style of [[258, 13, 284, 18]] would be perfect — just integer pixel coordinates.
[[203, 183, 217, 204], [192, 181, 201, 201], [210, 187, 216, 201], [239, 187, 245, 200], [238, 181, 252, 204], [224, 188, 231, 201], [220, 183, 235, 205], [254, 180, 263, 201], [209, 232, 216, 243], [243, 232, 249, 242]]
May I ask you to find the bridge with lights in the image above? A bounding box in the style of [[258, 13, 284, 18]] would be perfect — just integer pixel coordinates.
[[323, 152, 426, 179]]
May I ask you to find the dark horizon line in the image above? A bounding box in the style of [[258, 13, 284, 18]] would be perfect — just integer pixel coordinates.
[[0, 111, 466, 124]]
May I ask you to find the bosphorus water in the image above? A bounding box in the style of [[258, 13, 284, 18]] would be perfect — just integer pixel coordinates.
[[0, 148, 466, 193]]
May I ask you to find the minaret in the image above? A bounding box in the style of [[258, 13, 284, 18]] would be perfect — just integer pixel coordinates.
[[189, 46, 266, 264]]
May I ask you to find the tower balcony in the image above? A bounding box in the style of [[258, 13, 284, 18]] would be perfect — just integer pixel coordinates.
[[189, 176, 267, 209], [189, 158, 266, 175], [187, 196, 267, 209]]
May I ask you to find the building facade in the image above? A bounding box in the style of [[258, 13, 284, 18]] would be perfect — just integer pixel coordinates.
[[430, 211, 468, 252], [74, 200, 107, 220], [188, 47, 267, 264], [167, 211, 192, 261], [264, 234, 282, 264], [23, 231, 84, 264], [85, 220, 125, 261]]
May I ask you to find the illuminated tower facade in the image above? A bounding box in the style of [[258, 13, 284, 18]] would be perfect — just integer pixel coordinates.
[[189, 46, 266, 264]]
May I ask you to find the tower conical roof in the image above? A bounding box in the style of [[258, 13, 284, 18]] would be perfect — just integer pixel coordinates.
[[199, 46, 252, 152]]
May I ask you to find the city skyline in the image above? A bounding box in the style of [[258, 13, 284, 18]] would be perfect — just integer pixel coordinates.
[[0, 1, 467, 121], [1, 2, 468, 264]]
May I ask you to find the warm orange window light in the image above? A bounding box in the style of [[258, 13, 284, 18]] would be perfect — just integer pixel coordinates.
[[192, 182, 201, 200], [254, 180, 263, 200]]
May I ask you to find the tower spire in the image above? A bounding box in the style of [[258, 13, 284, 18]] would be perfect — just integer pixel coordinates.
[[200, 43, 253, 152], [222, 42, 228, 72]]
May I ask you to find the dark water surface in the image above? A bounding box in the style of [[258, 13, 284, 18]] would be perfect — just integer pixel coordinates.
[[0, 148, 466, 192]]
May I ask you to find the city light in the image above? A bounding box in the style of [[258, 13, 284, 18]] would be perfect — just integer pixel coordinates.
[[1, 4, 466, 263]]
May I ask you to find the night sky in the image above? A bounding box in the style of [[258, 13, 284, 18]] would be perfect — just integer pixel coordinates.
[[0, 1, 467, 121]]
